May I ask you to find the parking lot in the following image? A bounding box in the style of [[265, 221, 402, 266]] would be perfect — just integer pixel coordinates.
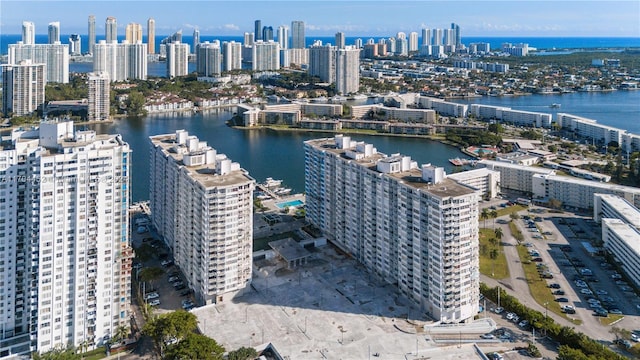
[[481, 199, 640, 353]]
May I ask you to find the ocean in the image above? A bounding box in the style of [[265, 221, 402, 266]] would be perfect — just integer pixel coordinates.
[[1, 34, 639, 55]]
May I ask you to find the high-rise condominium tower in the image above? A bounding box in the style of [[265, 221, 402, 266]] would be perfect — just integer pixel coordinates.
[[335, 46, 360, 94], [291, 20, 305, 49], [335, 31, 346, 49], [304, 135, 480, 323], [193, 29, 201, 54], [277, 25, 289, 50], [93, 40, 148, 81], [87, 72, 110, 121], [8, 42, 70, 83], [88, 15, 96, 54], [166, 41, 189, 78], [150, 130, 255, 305], [147, 18, 156, 54], [105, 17, 117, 43], [262, 26, 274, 42], [0, 120, 133, 356], [254, 20, 262, 41], [308, 43, 336, 83], [48, 22, 60, 44], [196, 41, 221, 77], [125, 23, 143, 43], [1, 60, 45, 116], [69, 34, 81, 55], [222, 41, 242, 71], [22, 21, 35, 44], [252, 40, 280, 71]]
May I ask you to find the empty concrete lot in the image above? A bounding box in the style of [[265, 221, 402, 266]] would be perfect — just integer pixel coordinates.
[[193, 245, 494, 359]]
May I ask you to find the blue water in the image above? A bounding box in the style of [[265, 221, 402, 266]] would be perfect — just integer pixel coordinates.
[[1, 34, 639, 55], [276, 199, 304, 209], [86, 109, 468, 202]]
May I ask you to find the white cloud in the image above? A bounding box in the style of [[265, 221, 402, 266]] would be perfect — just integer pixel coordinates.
[[221, 24, 240, 31]]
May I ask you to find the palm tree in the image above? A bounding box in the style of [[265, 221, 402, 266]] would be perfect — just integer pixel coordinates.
[[490, 209, 498, 228], [481, 208, 489, 228], [494, 228, 503, 242], [113, 325, 130, 345], [509, 212, 520, 221]]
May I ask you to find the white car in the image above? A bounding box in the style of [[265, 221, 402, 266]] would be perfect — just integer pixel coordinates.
[[494, 307, 504, 314], [518, 320, 529, 328], [148, 299, 161, 306], [144, 292, 159, 300], [580, 288, 593, 295], [506, 312, 515, 320]]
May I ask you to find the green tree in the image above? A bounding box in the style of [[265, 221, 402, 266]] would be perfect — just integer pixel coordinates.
[[489, 209, 498, 228], [509, 212, 520, 221], [227, 346, 259, 360], [143, 310, 199, 355], [548, 198, 563, 210], [139, 266, 165, 290], [112, 325, 130, 344], [32, 347, 81, 360], [164, 333, 225, 360], [126, 91, 147, 117], [494, 228, 503, 241], [488, 123, 504, 134], [557, 345, 590, 360], [480, 208, 489, 228]]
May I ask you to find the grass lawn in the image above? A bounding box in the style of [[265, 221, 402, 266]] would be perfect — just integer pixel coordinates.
[[599, 314, 625, 326], [479, 228, 510, 279], [497, 204, 527, 217], [515, 244, 582, 325], [509, 221, 524, 243]]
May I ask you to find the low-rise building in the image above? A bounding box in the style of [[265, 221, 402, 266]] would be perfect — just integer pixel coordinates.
[[602, 218, 640, 289], [477, 160, 555, 194], [447, 168, 500, 199], [594, 193, 640, 227]]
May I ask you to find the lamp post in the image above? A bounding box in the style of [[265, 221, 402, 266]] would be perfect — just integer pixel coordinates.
[[543, 302, 549, 337]]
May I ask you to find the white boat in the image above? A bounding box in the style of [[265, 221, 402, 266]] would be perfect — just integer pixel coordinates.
[[263, 177, 283, 189], [550, 103, 561, 108], [275, 188, 292, 195]]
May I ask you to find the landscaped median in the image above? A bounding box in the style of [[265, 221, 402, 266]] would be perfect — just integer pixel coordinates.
[[479, 228, 509, 279], [514, 244, 581, 325]]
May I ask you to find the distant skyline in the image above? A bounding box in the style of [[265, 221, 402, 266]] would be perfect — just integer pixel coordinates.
[[1, 0, 639, 38]]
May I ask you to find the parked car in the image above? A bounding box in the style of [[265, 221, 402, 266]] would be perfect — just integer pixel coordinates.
[[594, 308, 608, 317], [518, 320, 529, 328], [480, 333, 496, 339], [549, 283, 561, 289], [148, 299, 161, 306], [553, 290, 565, 295], [179, 289, 192, 297], [161, 259, 174, 267], [494, 307, 504, 314], [144, 292, 159, 300], [609, 309, 623, 315], [556, 297, 569, 302]]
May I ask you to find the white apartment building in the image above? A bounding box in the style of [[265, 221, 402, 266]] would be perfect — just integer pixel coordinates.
[[602, 219, 640, 289], [252, 41, 280, 71], [309, 44, 336, 83], [476, 160, 555, 195], [166, 41, 190, 78], [87, 72, 110, 121], [469, 104, 551, 128], [8, 42, 69, 83], [0, 121, 132, 356], [222, 41, 242, 72], [447, 168, 500, 199], [93, 40, 148, 82], [196, 42, 222, 77], [2, 60, 46, 117], [150, 130, 255, 305], [305, 135, 480, 323], [557, 113, 625, 146], [335, 46, 360, 94], [532, 173, 640, 210], [594, 193, 640, 227], [287, 48, 309, 66], [416, 96, 468, 118]]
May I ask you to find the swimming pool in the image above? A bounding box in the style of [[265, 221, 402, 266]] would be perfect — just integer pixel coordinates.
[[276, 199, 304, 209]]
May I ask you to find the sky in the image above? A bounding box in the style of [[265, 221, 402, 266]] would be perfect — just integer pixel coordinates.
[[1, 0, 639, 38]]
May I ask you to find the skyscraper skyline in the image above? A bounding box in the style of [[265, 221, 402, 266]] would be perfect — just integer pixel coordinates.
[[277, 25, 288, 50]]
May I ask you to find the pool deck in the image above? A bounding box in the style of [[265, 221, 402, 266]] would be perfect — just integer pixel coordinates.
[[263, 193, 306, 213]]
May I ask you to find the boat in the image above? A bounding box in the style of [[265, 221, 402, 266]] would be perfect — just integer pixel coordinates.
[[263, 177, 283, 189], [449, 158, 476, 166], [275, 188, 292, 195], [550, 103, 561, 108]]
